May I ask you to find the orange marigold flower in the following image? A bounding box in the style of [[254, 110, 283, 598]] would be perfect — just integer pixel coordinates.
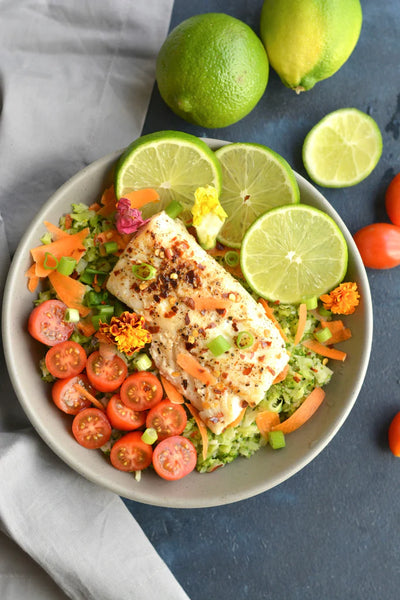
[[97, 311, 151, 356], [320, 282, 360, 315]]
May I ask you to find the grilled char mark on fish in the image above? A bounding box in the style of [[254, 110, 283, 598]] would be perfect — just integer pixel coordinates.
[[107, 212, 289, 434]]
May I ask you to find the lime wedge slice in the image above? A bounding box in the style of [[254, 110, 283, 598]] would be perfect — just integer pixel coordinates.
[[302, 108, 383, 187], [240, 204, 348, 304], [115, 131, 222, 219], [215, 143, 300, 248]]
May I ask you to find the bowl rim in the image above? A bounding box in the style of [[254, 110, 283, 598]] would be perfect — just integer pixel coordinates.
[[1, 139, 373, 508]]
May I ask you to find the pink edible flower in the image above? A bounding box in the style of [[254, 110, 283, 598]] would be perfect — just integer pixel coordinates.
[[115, 198, 149, 234]]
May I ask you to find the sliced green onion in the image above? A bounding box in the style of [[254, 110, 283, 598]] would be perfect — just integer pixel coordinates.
[[165, 199, 183, 219], [57, 256, 77, 276], [132, 353, 152, 371], [318, 306, 332, 317], [97, 305, 114, 318], [268, 430, 286, 450], [40, 232, 52, 245], [141, 428, 158, 445], [207, 335, 232, 357], [91, 314, 102, 330], [236, 331, 254, 350], [103, 241, 118, 254], [132, 263, 156, 281], [303, 296, 318, 310], [79, 270, 95, 284], [315, 327, 332, 343], [64, 308, 80, 323], [86, 290, 108, 306], [224, 251, 239, 267], [86, 267, 109, 275], [43, 252, 59, 270]]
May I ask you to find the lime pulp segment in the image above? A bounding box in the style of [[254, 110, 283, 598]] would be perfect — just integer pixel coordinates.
[[115, 131, 222, 219], [215, 143, 300, 248], [240, 204, 348, 304], [302, 108, 383, 187]]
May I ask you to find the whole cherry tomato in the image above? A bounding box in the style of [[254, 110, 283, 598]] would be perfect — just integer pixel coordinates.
[[388, 412, 400, 457], [353, 223, 400, 269], [385, 173, 400, 226]]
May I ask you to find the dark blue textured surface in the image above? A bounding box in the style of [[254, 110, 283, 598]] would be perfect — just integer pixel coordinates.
[[123, 1, 400, 599]]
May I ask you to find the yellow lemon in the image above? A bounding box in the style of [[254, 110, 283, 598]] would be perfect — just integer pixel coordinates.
[[260, 0, 362, 93]]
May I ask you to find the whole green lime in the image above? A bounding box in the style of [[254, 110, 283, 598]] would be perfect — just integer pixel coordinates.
[[156, 13, 269, 128]]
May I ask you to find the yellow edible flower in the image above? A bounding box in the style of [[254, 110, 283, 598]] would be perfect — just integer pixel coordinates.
[[320, 282, 360, 315], [191, 185, 227, 250], [191, 185, 227, 226], [97, 311, 151, 356]]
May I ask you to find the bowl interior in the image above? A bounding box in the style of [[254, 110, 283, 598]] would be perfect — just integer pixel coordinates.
[[2, 139, 373, 508]]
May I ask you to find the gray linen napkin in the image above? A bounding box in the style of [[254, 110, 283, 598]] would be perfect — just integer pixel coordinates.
[[0, 2, 191, 598]]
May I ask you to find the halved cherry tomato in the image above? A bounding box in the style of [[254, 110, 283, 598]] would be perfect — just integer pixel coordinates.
[[152, 435, 197, 481], [106, 394, 147, 431], [52, 374, 94, 415], [110, 431, 153, 471], [388, 412, 400, 457], [45, 340, 86, 379], [120, 372, 163, 411], [86, 350, 128, 393], [353, 223, 400, 269], [146, 400, 187, 441], [385, 173, 400, 226], [28, 299, 74, 346], [72, 407, 112, 449]]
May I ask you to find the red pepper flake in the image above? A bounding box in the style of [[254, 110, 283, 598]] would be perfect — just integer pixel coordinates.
[[266, 366, 276, 376], [243, 366, 253, 375]]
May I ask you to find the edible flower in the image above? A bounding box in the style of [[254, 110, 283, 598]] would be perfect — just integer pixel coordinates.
[[191, 185, 227, 250], [115, 198, 149, 235], [320, 282, 360, 315], [97, 311, 152, 356]]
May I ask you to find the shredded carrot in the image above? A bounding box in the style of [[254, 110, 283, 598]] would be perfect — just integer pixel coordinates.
[[48, 270, 90, 316], [273, 364, 289, 385], [272, 387, 326, 434], [258, 298, 288, 342], [31, 227, 89, 277], [294, 303, 307, 346], [226, 407, 247, 429], [302, 339, 347, 361], [186, 403, 208, 460], [319, 320, 352, 345], [97, 185, 118, 216], [88, 202, 101, 212], [161, 375, 185, 404], [76, 318, 96, 338], [25, 264, 39, 293], [64, 214, 73, 229], [121, 188, 160, 209], [73, 384, 105, 411], [95, 228, 130, 250], [255, 410, 280, 439], [193, 297, 232, 311], [176, 353, 216, 386], [43, 221, 69, 240]]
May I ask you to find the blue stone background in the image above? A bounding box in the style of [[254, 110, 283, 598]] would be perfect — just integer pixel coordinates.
[[123, 1, 400, 598]]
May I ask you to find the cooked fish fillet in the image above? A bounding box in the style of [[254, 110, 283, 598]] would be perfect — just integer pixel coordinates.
[[107, 212, 289, 434]]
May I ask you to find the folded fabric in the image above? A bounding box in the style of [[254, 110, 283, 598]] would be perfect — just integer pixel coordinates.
[[0, 430, 190, 600], [0, 0, 192, 598]]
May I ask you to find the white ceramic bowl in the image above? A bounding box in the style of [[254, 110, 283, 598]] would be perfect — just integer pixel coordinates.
[[2, 139, 373, 508]]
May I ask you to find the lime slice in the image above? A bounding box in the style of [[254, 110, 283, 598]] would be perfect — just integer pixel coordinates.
[[214, 143, 300, 248], [115, 131, 222, 219], [240, 204, 348, 304], [302, 108, 383, 187]]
